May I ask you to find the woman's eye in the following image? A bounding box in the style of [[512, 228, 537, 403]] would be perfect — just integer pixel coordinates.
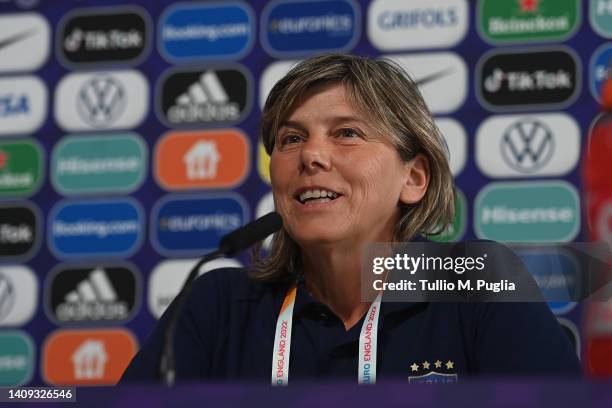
[[280, 134, 303, 146], [338, 128, 361, 139]]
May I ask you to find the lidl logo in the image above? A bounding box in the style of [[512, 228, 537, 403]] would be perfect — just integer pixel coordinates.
[[590, 44, 612, 103], [475, 181, 579, 242], [477, 47, 580, 111], [388, 53, 468, 114], [478, 0, 579, 44], [54, 70, 149, 132], [51, 133, 147, 195], [155, 130, 249, 190], [258, 142, 271, 184], [151, 194, 248, 256], [0, 13, 50, 73], [516, 249, 579, 315], [0, 139, 43, 197], [157, 66, 252, 127], [591, 0, 612, 38], [48, 198, 144, 258], [0, 76, 47, 136], [0, 202, 40, 261], [158, 1, 254, 62], [0, 331, 34, 386], [429, 189, 466, 243], [476, 113, 580, 178], [368, 0, 468, 51], [0, 266, 37, 327], [42, 329, 137, 386], [148, 258, 242, 318], [262, 0, 360, 57], [46, 263, 140, 325]]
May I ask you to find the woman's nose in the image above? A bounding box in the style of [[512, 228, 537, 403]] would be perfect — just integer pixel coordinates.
[[300, 136, 332, 173]]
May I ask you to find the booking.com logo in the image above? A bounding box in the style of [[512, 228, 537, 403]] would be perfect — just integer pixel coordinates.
[[261, 0, 360, 57]]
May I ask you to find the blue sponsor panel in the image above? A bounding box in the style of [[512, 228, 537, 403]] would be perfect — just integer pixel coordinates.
[[516, 249, 579, 315], [261, 0, 360, 57], [152, 194, 249, 256], [590, 43, 612, 103], [158, 1, 254, 62], [48, 198, 144, 258]]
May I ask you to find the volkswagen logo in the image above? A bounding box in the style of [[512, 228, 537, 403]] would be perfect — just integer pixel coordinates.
[[0, 272, 15, 321], [501, 118, 554, 173], [77, 75, 126, 128]]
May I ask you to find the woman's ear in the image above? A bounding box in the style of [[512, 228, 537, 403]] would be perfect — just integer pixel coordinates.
[[399, 154, 430, 205]]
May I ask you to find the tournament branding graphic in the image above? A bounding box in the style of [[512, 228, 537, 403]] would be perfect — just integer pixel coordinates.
[[591, 0, 612, 38], [407, 359, 458, 384], [51, 133, 147, 195], [479, 0, 579, 43], [0, 266, 37, 327], [388, 53, 468, 114], [368, 0, 468, 51], [0, 76, 47, 136], [157, 66, 252, 127], [476, 113, 580, 178], [0, 139, 43, 197], [151, 194, 248, 256], [155, 130, 249, 190], [477, 47, 580, 111], [436, 118, 466, 176], [475, 181, 580, 242], [590, 43, 612, 103], [54, 70, 148, 132], [148, 258, 242, 318], [0, 331, 34, 386], [262, 0, 360, 57], [259, 59, 297, 109], [517, 249, 579, 315], [0, 202, 40, 261], [48, 198, 144, 258], [0, 13, 50, 73], [159, 1, 254, 62], [429, 189, 466, 243], [58, 6, 151, 66], [42, 329, 137, 386], [46, 264, 140, 325]]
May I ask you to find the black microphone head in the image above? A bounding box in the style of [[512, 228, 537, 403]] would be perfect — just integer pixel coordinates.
[[219, 212, 283, 256]]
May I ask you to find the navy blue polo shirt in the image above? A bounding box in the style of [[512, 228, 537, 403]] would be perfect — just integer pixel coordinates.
[[121, 267, 580, 383]]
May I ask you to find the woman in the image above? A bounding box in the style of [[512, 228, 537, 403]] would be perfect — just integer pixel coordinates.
[[122, 53, 580, 383]]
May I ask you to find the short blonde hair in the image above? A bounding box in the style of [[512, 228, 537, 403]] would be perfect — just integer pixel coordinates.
[[252, 53, 454, 282]]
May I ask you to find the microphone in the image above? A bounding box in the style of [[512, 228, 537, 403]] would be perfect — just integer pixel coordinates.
[[158, 212, 283, 385]]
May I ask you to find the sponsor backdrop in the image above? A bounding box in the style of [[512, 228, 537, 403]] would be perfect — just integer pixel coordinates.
[[0, 0, 608, 385]]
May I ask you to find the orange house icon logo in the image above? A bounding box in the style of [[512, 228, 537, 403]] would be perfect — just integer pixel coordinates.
[[155, 130, 250, 190]]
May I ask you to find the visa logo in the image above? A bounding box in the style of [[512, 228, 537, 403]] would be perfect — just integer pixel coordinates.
[[0, 95, 29, 117]]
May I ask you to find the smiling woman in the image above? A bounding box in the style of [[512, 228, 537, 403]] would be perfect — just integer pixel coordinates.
[[121, 53, 580, 385]]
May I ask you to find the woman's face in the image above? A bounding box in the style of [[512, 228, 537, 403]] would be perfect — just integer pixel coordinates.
[[270, 83, 419, 248]]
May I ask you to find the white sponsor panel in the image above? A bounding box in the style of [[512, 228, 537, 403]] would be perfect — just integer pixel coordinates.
[[368, 0, 468, 51], [0, 266, 37, 326], [435, 118, 466, 176], [476, 113, 580, 178], [256, 192, 275, 250], [0, 76, 47, 136], [259, 60, 299, 110], [387, 53, 467, 114], [148, 258, 242, 318], [54, 70, 149, 132], [0, 13, 50, 73]]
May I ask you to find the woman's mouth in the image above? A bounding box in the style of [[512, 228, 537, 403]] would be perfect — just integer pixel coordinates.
[[295, 188, 341, 205]]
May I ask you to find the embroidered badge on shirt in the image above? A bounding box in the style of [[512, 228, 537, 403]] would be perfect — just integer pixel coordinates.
[[407, 360, 458, 384]]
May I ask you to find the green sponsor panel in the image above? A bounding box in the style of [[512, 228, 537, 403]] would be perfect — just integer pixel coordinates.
[[591, 0, 612, 38], [0, 139, 43, 197], [0, 331, 34, 386], [52, 133, 147, 194], [475, 181, 579, 242], [479, 0, 579, 43], [429, 189, 466, 243]]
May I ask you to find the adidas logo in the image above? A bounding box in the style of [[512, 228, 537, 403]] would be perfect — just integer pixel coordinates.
[[165, 70, 241, 124], [56, 267, 128, 322]]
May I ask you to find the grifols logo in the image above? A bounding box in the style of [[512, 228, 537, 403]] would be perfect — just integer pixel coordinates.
[[477, 47, 580, 111], [58, 6, 150, 66]]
